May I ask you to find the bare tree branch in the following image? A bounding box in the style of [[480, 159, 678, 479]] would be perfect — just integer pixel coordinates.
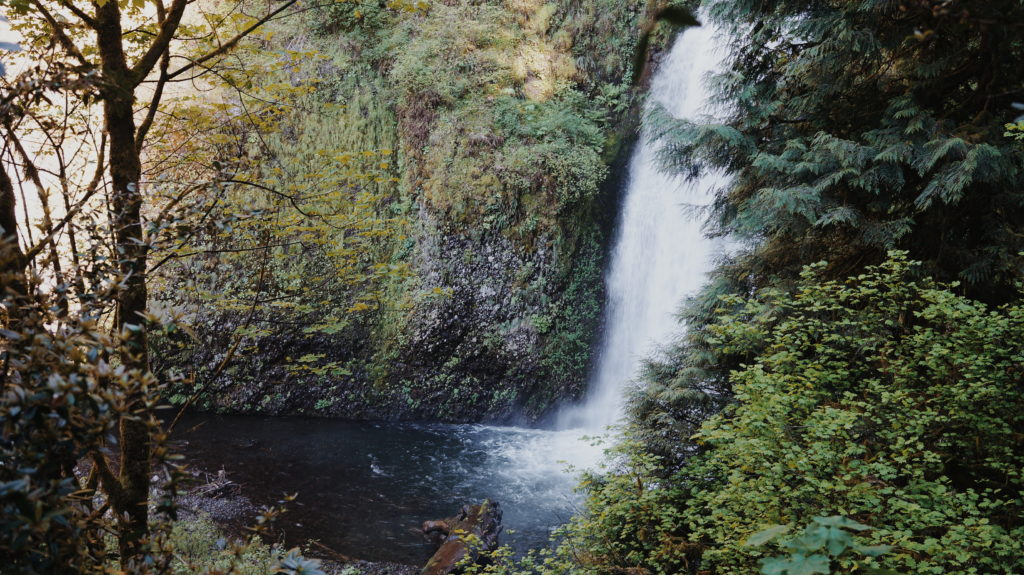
[[59, 0, 98, 29], [130, 0, 189, 82], [135, 49, 171, 152], [166, 0, 302, 81]]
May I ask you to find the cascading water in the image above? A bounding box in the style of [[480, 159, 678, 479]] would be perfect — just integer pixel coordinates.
[[464, 19, 732, 552], [173, 24, 730, 564], [558, 22, 726, 431], [471, 19, 731, 547]]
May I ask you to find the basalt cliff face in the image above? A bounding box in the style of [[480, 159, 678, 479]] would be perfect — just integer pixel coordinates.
[[154, 0, 668, 422]]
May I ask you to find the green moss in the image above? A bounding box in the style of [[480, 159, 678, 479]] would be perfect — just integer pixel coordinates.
[[537, 226, 605, 404]]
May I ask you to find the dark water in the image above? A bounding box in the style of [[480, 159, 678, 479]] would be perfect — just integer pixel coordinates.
[[173, 413, 604, 564]]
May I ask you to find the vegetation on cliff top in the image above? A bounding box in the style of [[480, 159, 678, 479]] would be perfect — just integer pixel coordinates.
[[154, 0, 654, 422]]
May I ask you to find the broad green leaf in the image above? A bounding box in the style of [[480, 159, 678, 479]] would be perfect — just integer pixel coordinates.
[[746, 524, 792, 547], [813, 516, 872, 531], [785, 526, 829, 553], [760, 553, 831, 575], [854, 544, 894, 557]]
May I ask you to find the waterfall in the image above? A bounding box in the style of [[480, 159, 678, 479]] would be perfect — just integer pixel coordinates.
[[558, 23, 726, 431], [475, 23, 729, 540]]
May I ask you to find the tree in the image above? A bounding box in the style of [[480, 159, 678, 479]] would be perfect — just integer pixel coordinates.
[[1, 0, 303, 567], [631, 0, 1024, 461]]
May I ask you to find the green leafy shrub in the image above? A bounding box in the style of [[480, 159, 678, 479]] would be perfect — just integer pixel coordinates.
[[559, 254, 1024, 574], [746, 516, 894, 575]]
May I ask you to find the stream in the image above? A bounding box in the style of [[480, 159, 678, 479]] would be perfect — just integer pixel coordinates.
[[175, 21, 724, 565]]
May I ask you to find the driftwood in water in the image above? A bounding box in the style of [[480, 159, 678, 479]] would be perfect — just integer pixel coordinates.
[[420, 501, 502, 575], [189, 468, 240, 498]]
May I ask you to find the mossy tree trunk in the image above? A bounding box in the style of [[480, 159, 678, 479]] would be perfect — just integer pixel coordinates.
[[0, 164, 25, 342], [94, 0, 153, 559]]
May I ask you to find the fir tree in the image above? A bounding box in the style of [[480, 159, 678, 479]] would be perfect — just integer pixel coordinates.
[[631, 0, 1024, 459]]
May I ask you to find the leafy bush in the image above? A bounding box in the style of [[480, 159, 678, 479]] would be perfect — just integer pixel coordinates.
[[746, 516, 894, 575], [683, 254, 1024, 573], [554, 254, 1024, 574]]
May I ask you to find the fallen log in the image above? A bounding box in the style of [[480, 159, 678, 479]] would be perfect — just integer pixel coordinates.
[[189, 468, 240, 498], [420, 500, 502, 575]]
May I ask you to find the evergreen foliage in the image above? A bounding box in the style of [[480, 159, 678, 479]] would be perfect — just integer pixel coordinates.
[[657, 0, 1024, 292], [632, 0, 1024, 460]]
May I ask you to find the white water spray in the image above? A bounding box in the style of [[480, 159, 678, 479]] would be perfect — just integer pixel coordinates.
[[558, 23, 727, 432]]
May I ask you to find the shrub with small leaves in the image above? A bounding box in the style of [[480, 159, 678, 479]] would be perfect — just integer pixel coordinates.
[[556, 254, 1024, 575]]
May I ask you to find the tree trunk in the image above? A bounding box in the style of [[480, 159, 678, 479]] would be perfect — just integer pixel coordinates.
[[96, 0, 152, 561], [0, 164, 25, 296], [0, 164, 26, 386], [105, 88, 153, 569]]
